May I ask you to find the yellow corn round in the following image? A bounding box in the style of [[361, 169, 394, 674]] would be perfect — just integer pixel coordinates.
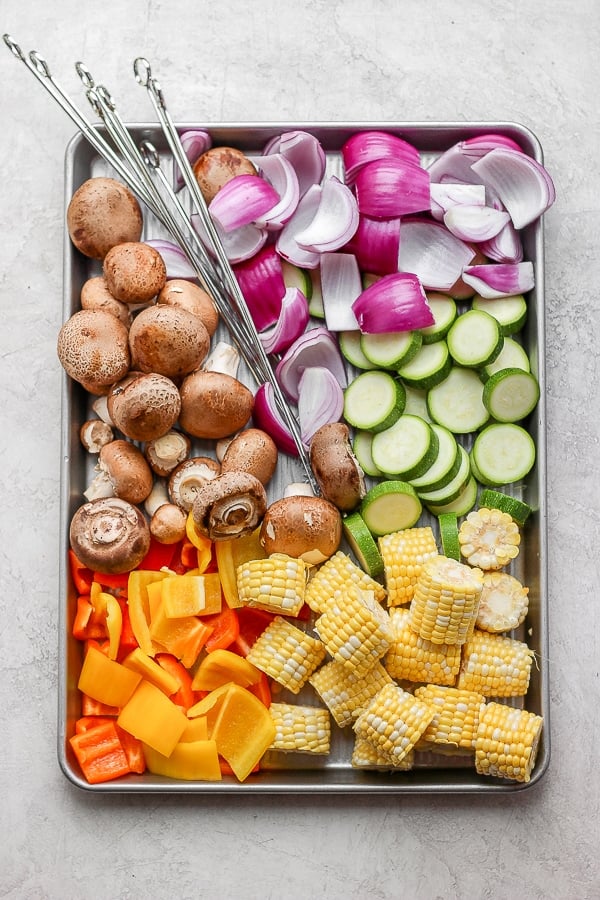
[[305, 550, 387, 614], [408, 555, 483, 645], [268, 702, 331, 754], [315, 587, 394, 677], [246, 616, 326, 695], [353, 683, 436, 764], [378, 527, 439, 607], [236, 553, 308, 617], [351, 735, 414, 771], [457, 630, 534, 697], [475, 701, 543, 783], [309, 659, 393, 728], [413, 685, 485, 751], [458, 507, 521, 570], [384, 608, 462, 686], [476, 571, 529, 633]]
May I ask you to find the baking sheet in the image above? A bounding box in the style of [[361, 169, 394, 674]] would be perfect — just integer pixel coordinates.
[[58, 122, 549, 793]]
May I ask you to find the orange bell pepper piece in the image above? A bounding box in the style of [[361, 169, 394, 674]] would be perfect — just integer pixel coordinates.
[[191, 649, 262, 692], [127, 570, 168, 656], [68, 550, 93, 595], [78, 645, 142, 709], [69, 719, 131, 784], [161, 573, 223, 618], [155, 653, 196, 710], [122, 648, 180, 696], [72, 596, 107, 642], [80, 694, 120, 717], [143, 739, 222, 781], [210, 683, 276, 782], [74, 583, 122, 660], [118, 680, 188, 757]]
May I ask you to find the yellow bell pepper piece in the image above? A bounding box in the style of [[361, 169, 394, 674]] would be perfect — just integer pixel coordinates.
[[117, 680, 188, 757], [215, 528, 267, 608], [89, 583, 123, 660], [127, 570, 168, 656], [191, 648, 262, 692], [187, 682, 233, 733], [149, 599, 212, 669], [211, 683, 276, 782], [161, 573, 222, 618], [121, 647, 180, 696], [143, 739, 222, 781], [78, 646, 141, 708], [186, 511, 214, 573], [180, 716, 209, 742]]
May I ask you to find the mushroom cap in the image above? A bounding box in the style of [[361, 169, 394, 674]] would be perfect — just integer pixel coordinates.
[[157, 279, 219, 336], [179, 371, 254, 439], [128, 304, 211, 378], [309, 422, 366, 512], [168, 456, 221, 511], [191, 471, 267, 541], [98, 439, 154, 505], [150, 503, 188, 544], [107, 372, 181, 442], [192, 146, 257, 204], [57, 308, 131, 388], [103, 242, 167, 304], [69, 497, 151, 574], [260, 495, 342, 564], [79, 419, 114, 453], [145, 430, 191, 477], [67, 177, 143, 260], [80, 276, 132, 328], [220, 428, 278, 486]]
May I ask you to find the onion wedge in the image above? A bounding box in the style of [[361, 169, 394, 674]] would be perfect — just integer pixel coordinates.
[[352, 272, 434, 334], [471, 148, 556, 229], [399, 218, 476, 291], [461, 262, 535, 299]]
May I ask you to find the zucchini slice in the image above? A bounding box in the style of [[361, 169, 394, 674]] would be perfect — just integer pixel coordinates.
[[427, 366, 489, 434], [416, 445, 471, 505], [360, 330, 422, 369], [398, 340, 452, 390], [361, 481, 422, 537], [482, 368, 540, 422], [338, 331, 378, 370], [409, 424, 461, 493], [438, 512, 461, 561], [425, 475, 478, 517], [471, 423, 536, 486], [371, 415, 439, 480], [480, 337, 531, 382], [447, 308, 504, 368], [472, 293, 527, 336], [343, 370, 405, 433], [420, 293, 458, 344], [352, 430, 383, 478], [343, 511, 385, 578], [478, 489, 533, 526]]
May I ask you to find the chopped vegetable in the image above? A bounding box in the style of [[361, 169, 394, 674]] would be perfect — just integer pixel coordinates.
[[246, 617, 326, 694], [408, 555, 483, 646], [457, 630, 534, 697], [474, 702, 543, 783], [378, 526, 439, 607], [384, 608, 462, 686], [236, 553, 308, 617], [268, 702, 331, 754], [458, 507, 521, 570], [353, 683, 435, 765]]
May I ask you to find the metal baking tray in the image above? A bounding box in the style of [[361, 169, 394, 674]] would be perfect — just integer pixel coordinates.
[[58, 122, 549, 793]]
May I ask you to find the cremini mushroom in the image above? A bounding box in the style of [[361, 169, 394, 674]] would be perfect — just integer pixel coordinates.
[[150, 503, 188, 545], [80, 276, 132, 328], [168, 457, 221, 512], [69, 496, 151, 574], [84, 439, 153, 505], [259, 495, 342, 564], [57, 308, 130, 391], [107, 372, 181, 442], [220, 428, 278, 486], [128, 304, 211, 378], [79, 419, 114, 453], [145, 430, 191, 477], [191, 471, 267, 541], [66, 177, 143, 260], [179, 371, 254, 439], [192, 146, 257, 204], [157, 279, 219, 336], [103, 241, 167, 304], [309, 422, 366, 512]]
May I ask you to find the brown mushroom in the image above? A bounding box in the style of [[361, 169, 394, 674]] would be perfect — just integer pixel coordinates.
[[79, 419, 114, 453], [57, 308, 131, 389], [145, 430, 191, 477], [128, 304, 211, 378], [309, 422, 366, 512], [150, 503, 188, 545], [84, 439, 153, 505], [220, 428, 278, 486], [179, 371, 254, 439], [168, 457, 221, 511], [193, 147, 257, 204], [191, 471, 267, 541], [260, 495, 342, 564], [80, 276, 133, 328], [67, 177, 143, 260], [103, 242, 167, 304], [157, 279, 219, 336], [70, 497, 150, 574], [107, 372, 181, 442]]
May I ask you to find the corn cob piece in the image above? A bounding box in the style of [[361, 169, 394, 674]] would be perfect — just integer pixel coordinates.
[[413, 685, 485, 751], [351, 735, 414, 771], [315, 588, 394, 677], [475, 571, 529, 633], [353, 683, 435, 764], [384, 608, 462, 686], [305, 550, 386, 614], [236, 553, 308, 617], [309, 659, 393, 728], [457, 630, 534, 697], [475, 701, 543, 783], [268, 702, 331, 754], [246, 617, 326, 695], [408, 555, 483, 645], [378, 527, 439, 607], [458, 507, 521, 570]]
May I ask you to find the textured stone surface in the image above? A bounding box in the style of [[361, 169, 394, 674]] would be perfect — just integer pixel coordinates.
[[0, 1, 599, 898]]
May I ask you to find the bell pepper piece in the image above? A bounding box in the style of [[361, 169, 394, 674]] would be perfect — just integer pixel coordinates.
[[75, 716, 115, 733], [211, 683, 276, 782], [230, 608, 276, 657], [115, 724, 146, 774], [179, 716, 209, 742], [219, 758, 260, 777], [215, 528, 267, 608], [92, 571, 130, 590], [155, 653, 196, 710], [161, 573, 223, 618], [180, 540, 200, 572], [81, 694, 120, 717], [185, 512, 214, 570], [116, 597, 138, 661], [143, 739, 222, 781], [138, 536, 179, 572], [78, 645, 142, 709], [69, 719, 131, 784], [127, 570, 169, 656], [68, 550, 94, 595], [191, 648, 262, 692], [122, 647, 180, 696], [247, 671, 272, 709], [203, 607, 240, 653], [118, 680, 188, 757], [149, 592, 213, 669], [72, 596, 107, 642], [104, 593, 123, 661], [187, 682, 233, 733]]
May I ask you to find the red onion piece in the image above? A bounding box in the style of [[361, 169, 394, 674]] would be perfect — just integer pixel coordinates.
[[263, 130, 326, 198], [399, 218, 476, 291], [254, 153, 300, 230], [343, 214, 401, 276], [233, 244, 286, 331], [191, 213, 267, 265], [298, 366, 345, 446], [479, 221, 524, 264], [461, 262, 535, 299], [320, 252, 362, 331], [252, 383, 298, 456], [430, 183, 486, 221], [208, 174, 280, 232], [354, 158, 431, 218], [145, 239, 197, 280], [352, 272, 434, 334], [295, 176, 359, 253], [341, 130, 420, 185], [173, 130, 212, 191], [276, 326, 348, 403], [258, 287, 310, 355], [443, 205, 511, 242], [276, 184, 322, 269], [470, 148, 556, 229], [427, 133, 524, 184]]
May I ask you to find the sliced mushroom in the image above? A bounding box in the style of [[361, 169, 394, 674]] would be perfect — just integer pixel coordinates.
[[191, 471, 267, 541], [220, 428, 278, 486], [80, 276, 133, 328], [84, 439, 153, 505], [107, 371, 181, 442], [70, 497, 151, 574], [157, 279, 219, 336], [150, 503, 188, 545], [145, 430, 191, 477], [168, 457, 221, 511], [179, 371, 254, 439], [309, 422, 366, 512], [57, 309, 130, 389], [128, 304, 211, 378], [79, 419, 114, 453], [260, 495, 342, 564], [103, 241, 167, 304]]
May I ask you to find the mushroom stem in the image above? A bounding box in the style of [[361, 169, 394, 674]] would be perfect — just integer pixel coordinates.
[[283, 482, 316, 498], [202, 340, 241, 378], [144, 478, 170, 517]]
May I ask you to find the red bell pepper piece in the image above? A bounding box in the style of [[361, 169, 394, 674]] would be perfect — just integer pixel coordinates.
[[72, 596, 108, 641], [230, 608, 275, 657], [68, 550, 94, 595], [115, 724, 146, 774], [81, 694, 120, 717], [139, 536, 180, 573], [116, 597, 139, 662], [203, 607, 240, 653], [247, 671, 272, 708], [69, 720, 131, 784], [180, 540, 199, 571], [155, 653, 196, 710], [75, 716, 116, 733], [93, 570, 130, 590]]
